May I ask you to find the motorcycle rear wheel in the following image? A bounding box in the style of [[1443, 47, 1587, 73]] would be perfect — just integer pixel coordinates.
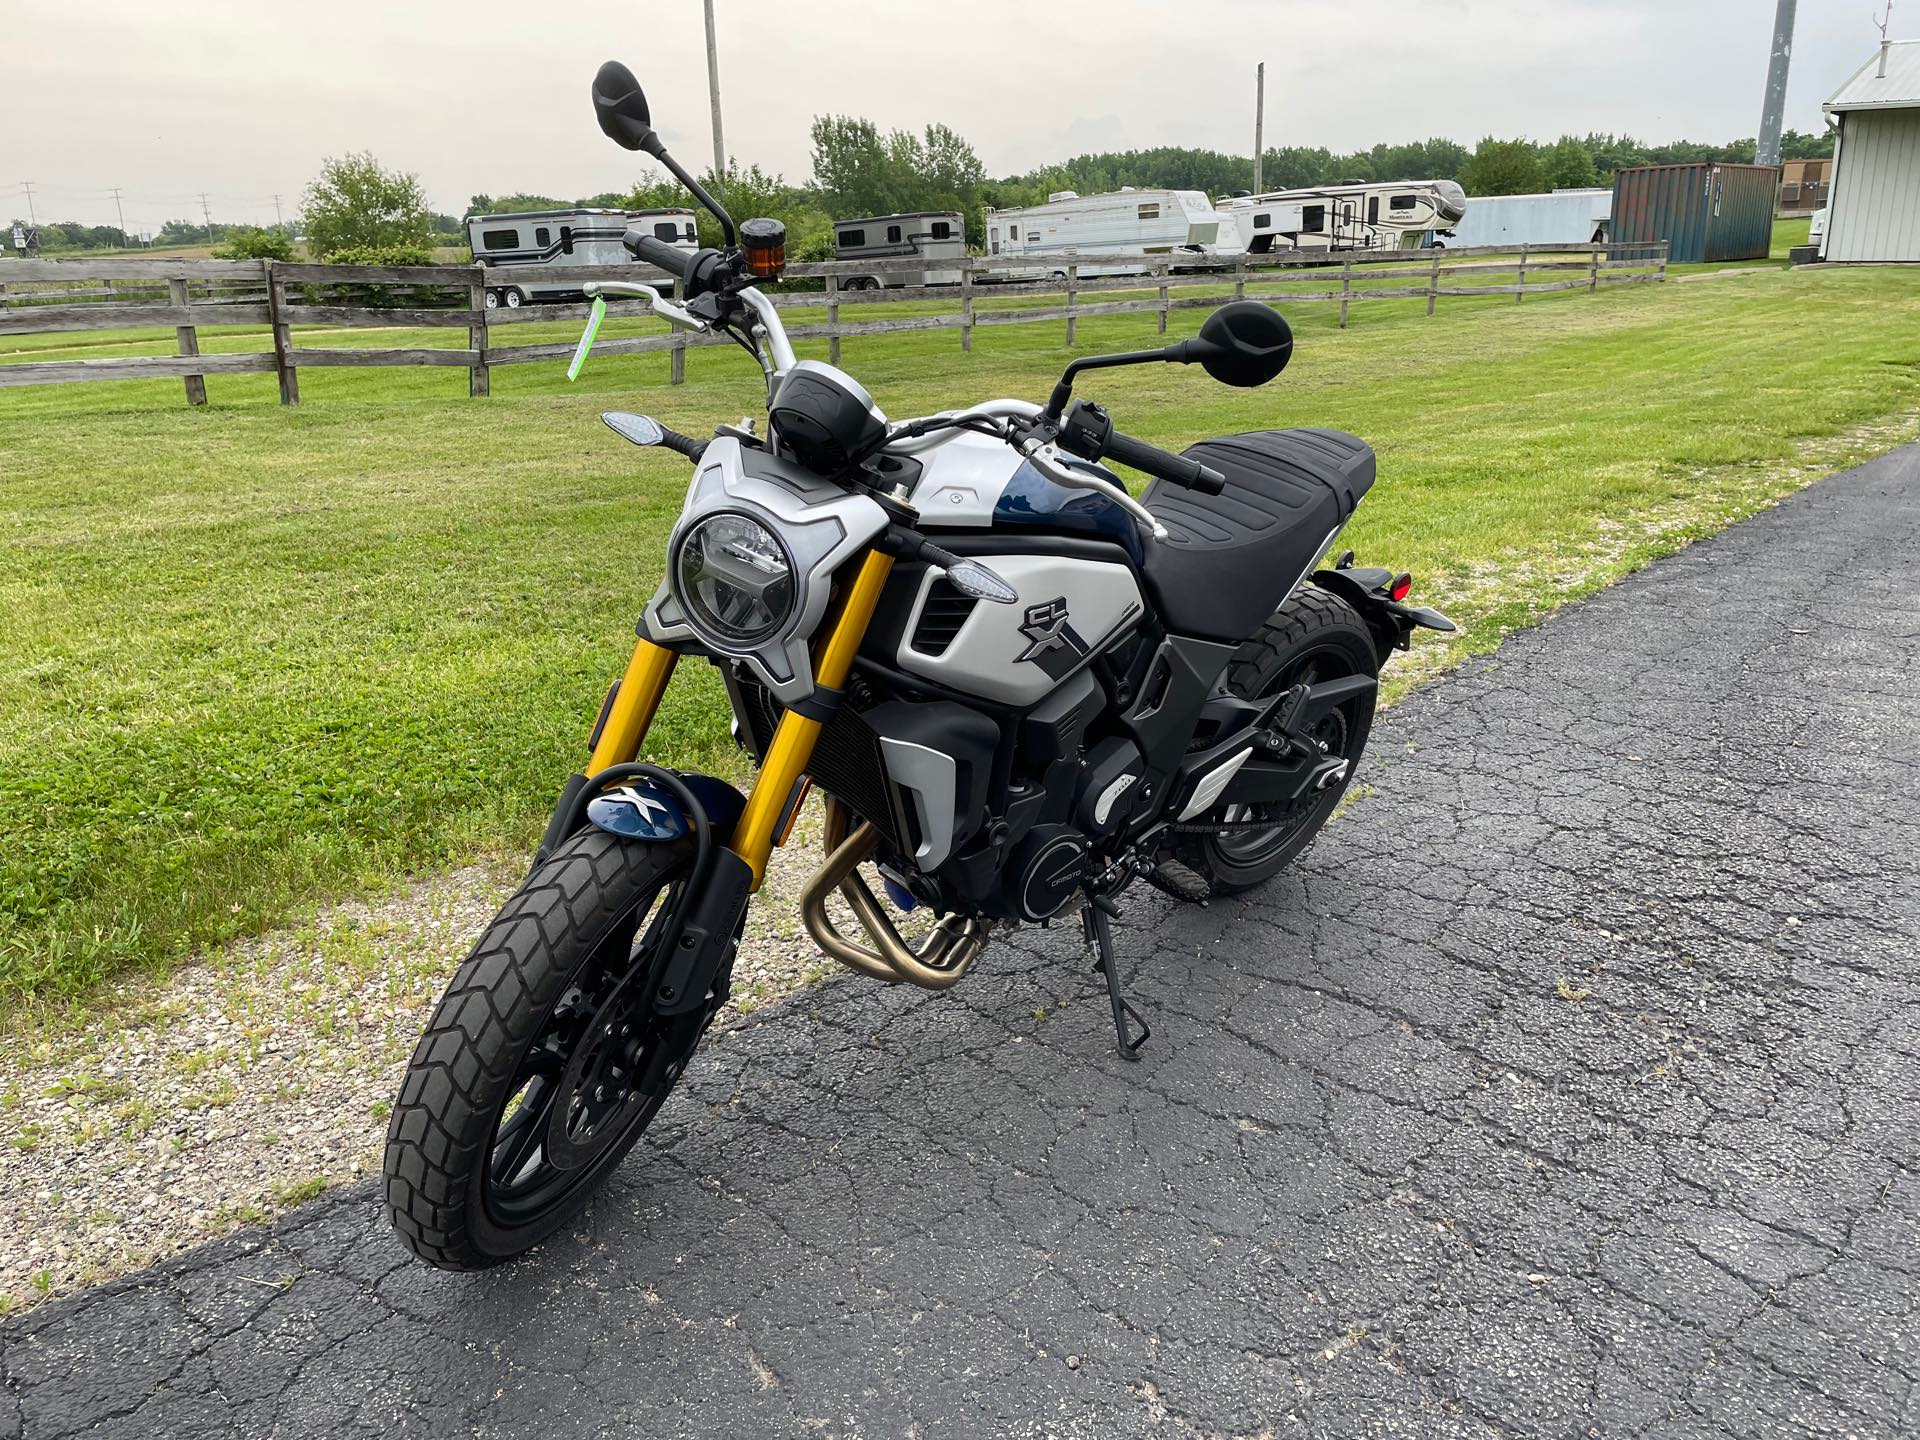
[[383, 829, 697, 1270], [1176, 587, 1378, 894]]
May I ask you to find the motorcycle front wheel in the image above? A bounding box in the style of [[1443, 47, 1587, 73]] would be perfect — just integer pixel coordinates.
[[383, 829, 700, 1270]]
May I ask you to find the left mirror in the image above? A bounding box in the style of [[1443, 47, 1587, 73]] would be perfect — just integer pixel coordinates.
[[593, 61, 656, 151], [603, 411, 666, 447]]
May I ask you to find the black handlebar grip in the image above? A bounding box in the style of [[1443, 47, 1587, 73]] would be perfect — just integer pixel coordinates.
[[1102, 429, 1228, 495], [657, 426, 708, 463], [624, 231, 692, 278]]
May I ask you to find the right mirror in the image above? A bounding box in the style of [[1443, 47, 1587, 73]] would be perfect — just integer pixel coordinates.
[[592, 60, 657, 152], [1192, 302, 1294, 388]]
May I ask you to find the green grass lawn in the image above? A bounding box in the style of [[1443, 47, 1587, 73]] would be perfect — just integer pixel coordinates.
[[3, 261, 1918, 1018]]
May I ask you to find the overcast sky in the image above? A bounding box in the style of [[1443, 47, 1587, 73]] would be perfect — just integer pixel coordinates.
[[2, 0, 1895, 233]]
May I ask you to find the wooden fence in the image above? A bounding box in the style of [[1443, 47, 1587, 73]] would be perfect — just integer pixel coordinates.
[[0, 242, 1667, 406]]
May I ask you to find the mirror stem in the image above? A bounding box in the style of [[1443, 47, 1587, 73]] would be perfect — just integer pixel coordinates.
[[646, 138, 737, 246], [1045, 344, 1189, 417]]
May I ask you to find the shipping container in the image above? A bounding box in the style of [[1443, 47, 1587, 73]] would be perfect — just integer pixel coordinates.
[[1609, 163, 1779, 264]]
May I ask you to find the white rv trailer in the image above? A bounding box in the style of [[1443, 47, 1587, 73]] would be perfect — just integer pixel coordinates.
[[1218, 180, 1466, 254], [1445, 189, 1610, 249], [832, 212, 967, 289], [984, 189, 1230, 279], [467, 207, 697, 307]]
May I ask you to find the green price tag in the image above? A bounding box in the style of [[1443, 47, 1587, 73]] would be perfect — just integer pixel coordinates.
[[567, 294, 608, 381]]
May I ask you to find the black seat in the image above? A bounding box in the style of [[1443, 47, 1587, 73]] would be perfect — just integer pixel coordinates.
[[1140, 428, 1376, 643]]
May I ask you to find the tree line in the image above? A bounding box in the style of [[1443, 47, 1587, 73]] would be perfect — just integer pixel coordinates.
[[7, 122, 1833, 259]]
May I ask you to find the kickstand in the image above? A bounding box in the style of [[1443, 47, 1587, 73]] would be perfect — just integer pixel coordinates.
[[1083, 896, 1150, 1061]]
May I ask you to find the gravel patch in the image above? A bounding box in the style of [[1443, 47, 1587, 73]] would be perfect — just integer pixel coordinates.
[[0, 802, 833, 1314]]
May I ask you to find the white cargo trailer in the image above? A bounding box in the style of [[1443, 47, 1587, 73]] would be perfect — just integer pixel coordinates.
[[831, 212, 967, 289], [467, 207, 697, 307], [1445, 189, 1610, 249], [984, 189, 1230, 278], [1218, 180, 1466, 253]]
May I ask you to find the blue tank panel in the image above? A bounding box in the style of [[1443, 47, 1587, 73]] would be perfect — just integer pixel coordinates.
[[991, 461, 1145, 565]]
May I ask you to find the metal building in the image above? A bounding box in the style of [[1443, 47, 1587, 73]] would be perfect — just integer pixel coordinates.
[[1609, 163, 1779, 264], [1821, 40, 1920, 263]]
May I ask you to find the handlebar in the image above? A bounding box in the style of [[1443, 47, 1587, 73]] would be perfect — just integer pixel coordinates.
[[1100, 430, 1227, 496], [624, 230, 693, 279]]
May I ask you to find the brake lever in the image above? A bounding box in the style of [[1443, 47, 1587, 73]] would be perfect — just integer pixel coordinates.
[[1019, 440, 1170, 543], [583, 280, 708, 332]]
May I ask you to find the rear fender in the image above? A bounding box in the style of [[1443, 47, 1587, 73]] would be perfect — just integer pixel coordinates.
[[1309, 564, 1456, 663]]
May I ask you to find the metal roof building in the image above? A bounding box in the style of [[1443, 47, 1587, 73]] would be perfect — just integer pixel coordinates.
[[1822, 40, 1920, 263]]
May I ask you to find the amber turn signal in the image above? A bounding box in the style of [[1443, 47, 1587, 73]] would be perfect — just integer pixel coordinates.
[[740, 217, 787, 280]]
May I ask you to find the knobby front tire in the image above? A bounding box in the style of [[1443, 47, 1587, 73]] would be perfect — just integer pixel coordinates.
[[383, 830, 693, 1270]]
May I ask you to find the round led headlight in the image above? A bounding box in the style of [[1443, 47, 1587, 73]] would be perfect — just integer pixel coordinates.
[[672, 511, 797, 648]]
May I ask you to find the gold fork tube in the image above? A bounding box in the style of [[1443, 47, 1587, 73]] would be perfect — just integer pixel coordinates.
[[587, 638, 679, 772], [728, 548, 895, 888]]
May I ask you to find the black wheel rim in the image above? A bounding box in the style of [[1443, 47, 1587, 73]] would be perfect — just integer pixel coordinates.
[[1211, 646, 1363, 866], [483, 883, 683, 1227]]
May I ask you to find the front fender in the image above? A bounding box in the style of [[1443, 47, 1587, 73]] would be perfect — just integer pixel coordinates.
[[584, 771, 747, 844]]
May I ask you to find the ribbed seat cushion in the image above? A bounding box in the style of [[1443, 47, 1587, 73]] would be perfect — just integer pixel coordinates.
[[1141, 428, 1376, 642]]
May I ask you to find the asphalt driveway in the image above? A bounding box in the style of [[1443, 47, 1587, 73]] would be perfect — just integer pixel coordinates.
[[6, 445, 1919, 1439]]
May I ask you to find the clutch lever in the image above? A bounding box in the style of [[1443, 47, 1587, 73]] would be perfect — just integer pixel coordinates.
[[1019, 439, 1170, 543]]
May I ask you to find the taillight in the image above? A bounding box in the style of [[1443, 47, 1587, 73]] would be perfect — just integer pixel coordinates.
[[1389, 572, 1413, 602]]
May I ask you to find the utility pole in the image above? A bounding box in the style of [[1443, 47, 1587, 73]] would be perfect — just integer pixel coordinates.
[[198, 191, 214, 244], [21, 180, 37, 227], [1756, 0, 1797, 167], [703, 0, 726, 180], [1253, 63, 1266, 194], [109, 186, 129, 249], [271, 193, 285, 230]]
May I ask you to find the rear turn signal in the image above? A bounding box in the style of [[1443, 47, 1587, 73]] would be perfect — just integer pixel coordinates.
[[741, 217, 787, 280], [1389, 572, 1413, 602]]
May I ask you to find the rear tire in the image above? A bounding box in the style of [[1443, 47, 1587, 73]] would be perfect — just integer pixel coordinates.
[[1175, 587, 1378, 895], [382, 830, 697, 1270], [503, 286, 524, 308]]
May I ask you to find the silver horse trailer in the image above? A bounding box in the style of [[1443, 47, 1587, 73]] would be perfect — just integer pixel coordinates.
[[831, 212, 967, 289], [467, 207, 698, 307]]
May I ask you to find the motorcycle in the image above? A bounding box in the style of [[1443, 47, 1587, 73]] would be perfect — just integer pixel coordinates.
[[383, 60, 1455, 1269]]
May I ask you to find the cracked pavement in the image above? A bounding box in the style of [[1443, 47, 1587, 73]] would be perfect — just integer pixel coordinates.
[[6, 445, 1919, 1438]]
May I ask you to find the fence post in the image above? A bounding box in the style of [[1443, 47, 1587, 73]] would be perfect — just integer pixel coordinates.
[[1233, 254, 1246, 302], [960, 265, 973, 354], [1589, 246, 1601, 293], [670, 332, 687, 385], [1065, 262, 1078, 347], [166, 275, 207, 406], [1516, 244, 1528, 304], [467, 269, 490, 398], [826, 273, 841, 367], [1338, 259, 1352, 329], [1157, 262, 1169, 334], [1426, 251, 1440, 317], [266, 261, 299, 406], [1657, 242, 1669, 283]]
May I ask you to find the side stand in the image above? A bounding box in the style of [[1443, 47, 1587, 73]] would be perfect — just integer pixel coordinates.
[[1083, 895, 1150, 1061]]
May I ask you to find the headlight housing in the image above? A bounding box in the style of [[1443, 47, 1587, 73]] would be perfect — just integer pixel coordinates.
[[672, 511, 797, 648]]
